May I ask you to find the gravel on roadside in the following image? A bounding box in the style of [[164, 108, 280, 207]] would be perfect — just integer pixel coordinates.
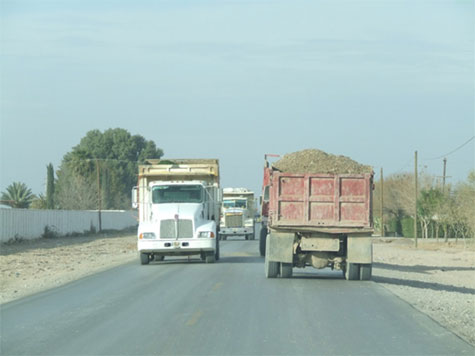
[[0, 232, 137, 304], [372, 238, 475, 346]]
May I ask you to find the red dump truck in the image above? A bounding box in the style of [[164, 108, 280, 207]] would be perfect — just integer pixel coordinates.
[[260, 154, 374, 280]]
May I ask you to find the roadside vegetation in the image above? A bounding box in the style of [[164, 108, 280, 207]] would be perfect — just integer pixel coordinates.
[[1, 128, 163, 211], [1, 129, 473, 244], [0, 182, 35, 208], [373, 170, 475, 242]]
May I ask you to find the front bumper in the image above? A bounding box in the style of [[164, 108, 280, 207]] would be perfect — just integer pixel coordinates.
[[219, 227, 254, 235], [138, 238, 215, 255]]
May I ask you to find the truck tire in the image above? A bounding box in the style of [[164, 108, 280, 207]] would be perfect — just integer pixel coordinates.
[[265, 258, 279, 278], [140, 253, 150, 265], [259, 227, 267, 257], [345, 263, 360, 280], [215, 239, 220, 261], [265, 239, 279, 278], [250, 232, 255, 240], [360, 264, 372, 280], [280, 263, 293, 278], [206, 253, 216, 264], [245, 235, 249, 240], [154, 255, 164, 262]]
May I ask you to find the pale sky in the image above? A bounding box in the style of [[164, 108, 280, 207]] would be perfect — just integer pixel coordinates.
[[1, 0, 474, 197]]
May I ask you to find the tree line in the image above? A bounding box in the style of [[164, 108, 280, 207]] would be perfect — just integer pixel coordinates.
[[1, 128, 163, 210], [373, 170, 475, 241], [2, 129, 474, 241]]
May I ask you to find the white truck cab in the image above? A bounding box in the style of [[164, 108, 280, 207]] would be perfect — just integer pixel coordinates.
[[133, 160, 221, 264], [219, 187, 255, 240]]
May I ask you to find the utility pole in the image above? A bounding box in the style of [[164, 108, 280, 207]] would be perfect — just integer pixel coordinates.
[[436, 158, 451, 192], [442, 157, 447, 192], [414, 151, 418, 248], [380, 167, 384, 237], [96, 159, 102, 232]]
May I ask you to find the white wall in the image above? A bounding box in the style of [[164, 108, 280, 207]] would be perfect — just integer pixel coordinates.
[[0, 208, 138, 243]]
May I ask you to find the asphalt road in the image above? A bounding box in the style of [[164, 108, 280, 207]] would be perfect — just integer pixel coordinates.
[[1, 236, 473, 355]]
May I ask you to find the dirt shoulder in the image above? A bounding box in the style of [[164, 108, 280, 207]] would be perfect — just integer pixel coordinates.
[[372, 238, 475, 346], [0, 231, 137, 305], [1, 234, 474, 346]]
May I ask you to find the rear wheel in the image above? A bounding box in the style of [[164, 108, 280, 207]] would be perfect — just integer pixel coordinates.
[[259, 227, 267, 257], [206, 253, 216, 264], [280, 263, 293, 278], [140, 253, 150, 265], [360, 264, 372, 280], [345, 263, 360, 280], [215, 239, 220, 261], [265, 259, 279, 278], [265, 238, 279, 278], [154, 255, 164, 262]]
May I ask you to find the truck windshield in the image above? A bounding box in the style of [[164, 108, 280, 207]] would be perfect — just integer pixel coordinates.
[[152, 185, 203, 204], [223, 199, 247, 208]]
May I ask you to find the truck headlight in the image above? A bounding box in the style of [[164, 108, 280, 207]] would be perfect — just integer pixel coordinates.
[[139, 232, 156, 239], [198, 231, 215, 238]]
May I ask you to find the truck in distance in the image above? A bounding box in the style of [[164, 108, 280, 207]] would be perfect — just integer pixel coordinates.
[[219, 187, 255, 240], [132, 159, 221, 265], [260, 151, 374, 280]]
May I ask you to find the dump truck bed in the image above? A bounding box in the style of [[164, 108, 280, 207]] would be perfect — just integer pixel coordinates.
[[138, 159, 219, 185], [268, 172, 373, 231]]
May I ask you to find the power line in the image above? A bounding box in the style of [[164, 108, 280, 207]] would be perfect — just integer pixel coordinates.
[[393, 157, 413, 174], [422, 136, 475, 161]]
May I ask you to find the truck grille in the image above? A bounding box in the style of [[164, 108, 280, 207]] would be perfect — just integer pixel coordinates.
[[160, 219, 193, 239], [225, 214, 243, 228]]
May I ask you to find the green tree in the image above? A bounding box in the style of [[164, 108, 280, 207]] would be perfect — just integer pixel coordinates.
[[373, 172, 437, 237], [31, 194, 48, 209], [1, 182, 35, 208], [56, 128, 163, 210], [452, 171, 475, 240], [373, 173, 415, 236], [46, 163, 55, 209], [417, 188, 444, 239], [55, 165, 98, 210]]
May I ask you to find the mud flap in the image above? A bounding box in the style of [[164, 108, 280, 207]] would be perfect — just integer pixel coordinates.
[[267, 232, 294, 263], [347, 237, 372, 264]]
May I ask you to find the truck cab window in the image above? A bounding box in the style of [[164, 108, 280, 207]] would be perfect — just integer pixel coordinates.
[[152, 185, 203, 204], [223, 199, 247, 209]]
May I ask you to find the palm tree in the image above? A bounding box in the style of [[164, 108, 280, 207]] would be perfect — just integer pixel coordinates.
[[1, 182, 36, 208], [30, 193, 48, 209]]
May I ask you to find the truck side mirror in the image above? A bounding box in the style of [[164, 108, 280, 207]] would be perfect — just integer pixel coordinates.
[[131, 186, 138, 209], [259, 196, 263, 205]]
